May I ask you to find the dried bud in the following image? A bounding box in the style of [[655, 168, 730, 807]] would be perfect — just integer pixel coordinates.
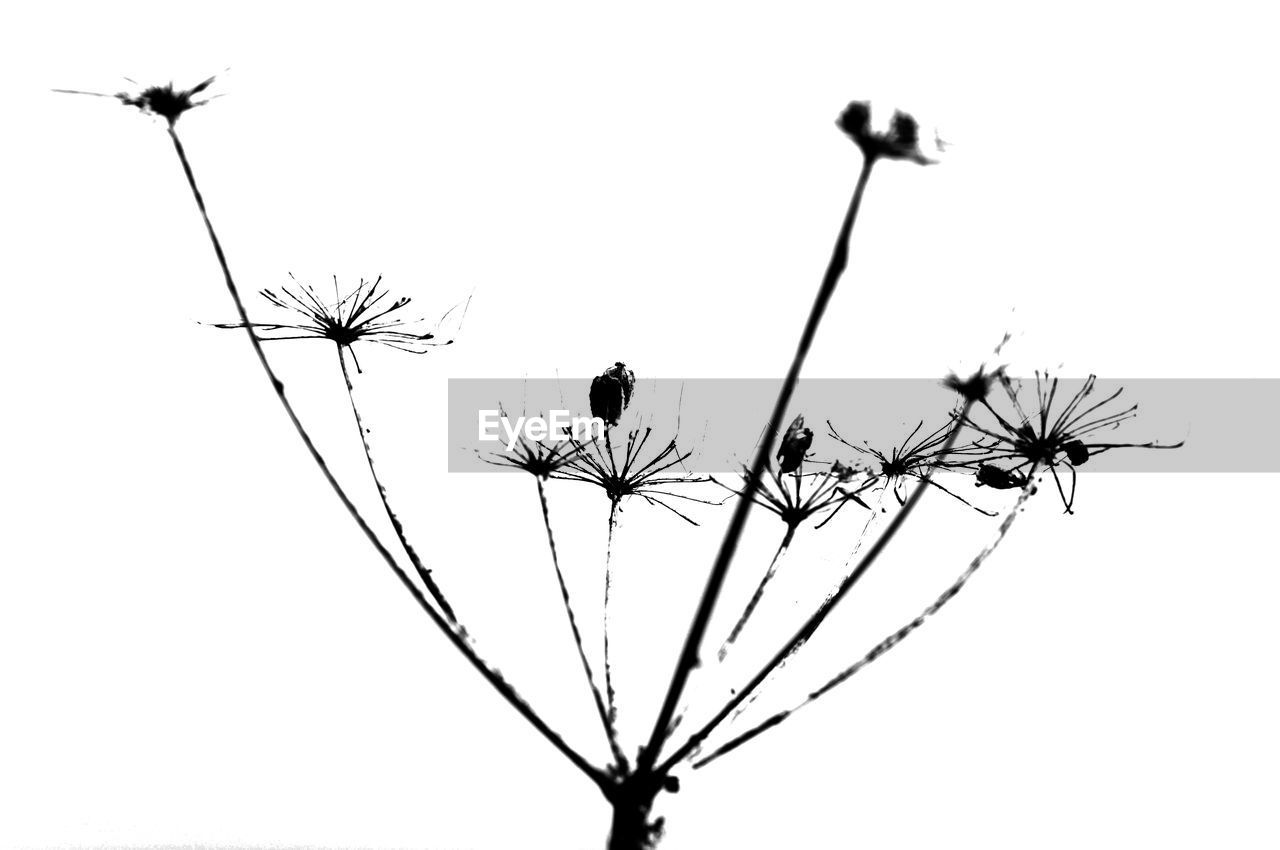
[[831, 460, 858, 482], [975, 464, 1027, 490], [589, 361, 636, 427], [836, 101, 872, 141], [1064, 440, 1090, 466], [837, 100, 934, 165], [777, 415, 813, 474]]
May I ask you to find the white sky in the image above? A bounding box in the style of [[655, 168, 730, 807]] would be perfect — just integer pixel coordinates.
[[2, 2, 1278, 848]]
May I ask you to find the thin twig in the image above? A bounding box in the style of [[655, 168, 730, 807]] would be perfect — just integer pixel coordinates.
[[692, 481, 1035, 769], [336, 346, 458, 623], [639, 156, 878, 773], [603, 499, 621, 730], [718, 524, 797, 662], [728, 487, 886, 724], [165, 126, 607, 791], [536, 477, 629, 769]]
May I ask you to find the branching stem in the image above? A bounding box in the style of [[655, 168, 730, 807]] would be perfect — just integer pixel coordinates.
[[692, 481, 1035, 769], [640, 155, 878, 773], [165, 126, 607, 791]]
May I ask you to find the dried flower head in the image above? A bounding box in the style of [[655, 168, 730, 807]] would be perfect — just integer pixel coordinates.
[[828, 418, 997, 515], [837, 101, 934, 165], [590, 362, 637, 427], [944, 366, 1003, 404], [558, 428, 717, 524], [957, 373, 1184, 513], [480, 408, 584, 479], [776, 415, 814, 474], [54, 76, 218, 126], [719, 457, 875, 532], [213, 274, 450, 371]]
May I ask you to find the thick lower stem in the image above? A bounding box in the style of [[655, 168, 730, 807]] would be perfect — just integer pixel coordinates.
[[605, 784, 663, 850]]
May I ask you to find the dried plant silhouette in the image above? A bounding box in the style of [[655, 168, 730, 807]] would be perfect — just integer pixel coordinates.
[[828, 416, 997, 514], [61, 79, 1183, 850], [955, 372, 1185, 513]]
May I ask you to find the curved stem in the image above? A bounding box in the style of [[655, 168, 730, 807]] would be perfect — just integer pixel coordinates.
[[537, 477, 628, 769], [640, 155, 878, 772], [718, 524, 797, 662], [692, 482, 1035, 770], [336, 346, 457, 623], [165, 126, 606, 791], [657, 400, 975, 774]]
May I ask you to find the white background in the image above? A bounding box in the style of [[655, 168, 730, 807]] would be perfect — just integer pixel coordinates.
[[2, 2, 1278, 848]]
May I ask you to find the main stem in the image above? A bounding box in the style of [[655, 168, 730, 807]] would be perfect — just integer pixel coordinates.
[[639, 155, 877, 772], [336, 346, 458, 624], [165, 125, 607, 791]]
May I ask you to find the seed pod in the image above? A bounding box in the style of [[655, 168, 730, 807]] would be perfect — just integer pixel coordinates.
[[1064, 440, 1090, 466], [589, 361, 636, 427], [831, 460, 858, 482], [836, 101, 872, 142], [777, 415, 813, 474], [976, 463, 1025, 490]]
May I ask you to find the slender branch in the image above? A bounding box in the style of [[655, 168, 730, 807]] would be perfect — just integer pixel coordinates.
[[165, 126, 607, 791], [728, 486, 885, 723], [692, 481, 1035, 770], [657, 400, 975, 774], [537, 477, 629, 769], [717, 524, 797, 662], [336, 346, 458, 623], [639, 155, 878, 772], [603, 499, 621, 730]]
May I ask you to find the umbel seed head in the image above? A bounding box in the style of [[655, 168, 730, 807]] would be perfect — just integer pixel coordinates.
[[53, 75, 218, 127]]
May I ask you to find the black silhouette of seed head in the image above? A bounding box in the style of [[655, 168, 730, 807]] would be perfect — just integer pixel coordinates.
[[55, 76, 219, 126], [211, 274, 449, 372]]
